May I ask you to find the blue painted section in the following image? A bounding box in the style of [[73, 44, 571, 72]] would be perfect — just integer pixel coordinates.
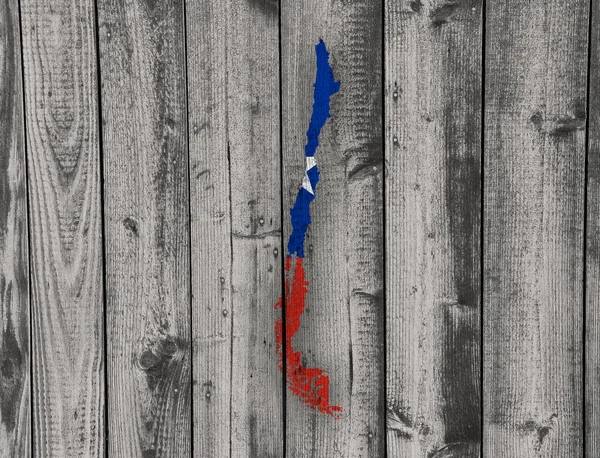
[[307, 167, 319, 189], [305, 40, 341, 158], [288, 188, 315, 258], [287, 40, 340, 258]]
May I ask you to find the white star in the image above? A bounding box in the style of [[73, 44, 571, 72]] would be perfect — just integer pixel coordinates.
[[301, 173, 314, 194]]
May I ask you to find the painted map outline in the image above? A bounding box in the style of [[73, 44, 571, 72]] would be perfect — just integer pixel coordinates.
[[275, 39, 342, 418]]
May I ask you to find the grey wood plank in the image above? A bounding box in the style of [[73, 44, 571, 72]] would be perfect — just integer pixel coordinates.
[[587, 0, 600, 453], [186, 0, 284, 455], [96, 0, 191, 455], [184, 0, 231, 456], [281, 0, 384, 455], [483, 0, 588, 456], [226, 4, 283, 449], [0, 0, 30, 455], [19, 0, 105, 454], [187, 0, 284, 455], [384, 1, 483, 457]]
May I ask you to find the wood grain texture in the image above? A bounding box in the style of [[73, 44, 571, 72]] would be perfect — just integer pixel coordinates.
[[281, 0, 384, 455], [19, 0, 105, 454], [184, 0, 231, 456], [226, 3, 284, 451], [483, 0, 588, 456], [97, 0, 191, 455], [186, 0, 283, 455], [385, 1, 483, 457], [587, 0, 600, 453], [0, 0, 30, 455], [227, 0, 283, 455]]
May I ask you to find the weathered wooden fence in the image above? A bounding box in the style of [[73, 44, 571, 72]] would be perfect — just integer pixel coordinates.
[[0, 0, 597, 456]]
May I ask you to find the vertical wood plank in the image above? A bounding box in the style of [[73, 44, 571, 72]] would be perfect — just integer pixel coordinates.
[[19, 0, 105, 454], [185, 0, 231, 456], [227, 0, 283, 451], [0, 0, 30, 454], [186, 0, 284, 455], [385, 1, 483, 457], [281, 0, 384, 455], [484, 0, 588, 456], [385, 0, 483, 456], [97, 0, 191, 455], [587, 0, 600, 453]]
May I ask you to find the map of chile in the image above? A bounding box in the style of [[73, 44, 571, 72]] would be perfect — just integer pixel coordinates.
[[274, 40, 342, 418]]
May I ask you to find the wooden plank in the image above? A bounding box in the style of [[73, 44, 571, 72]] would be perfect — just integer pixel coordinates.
[[385, 1, 483, 457], [184, 0, 231, 456], [96, 0, 191, 456], [483, 0, 588, 456], [281, 0, 384, 455], [587, 0, 600, 454], [186, 0, 283, 455], [226, 0, 283, 451], [19, 0, 105, 454], [0, 0, 30, 455]]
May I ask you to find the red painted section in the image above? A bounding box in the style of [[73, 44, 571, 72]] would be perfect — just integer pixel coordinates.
[[275, 257, 343, 418]]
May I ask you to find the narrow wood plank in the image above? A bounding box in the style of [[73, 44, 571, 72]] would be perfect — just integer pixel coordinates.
[[587, 0, 600, 453], [96, 0, 191, 455], [226, 1, 283, 450], [385, 1, 483, 457], [184, 0, 231, 456], [186, 0, 284, 455], [281, 1, 384, 455], [0, 0, 30, 454], [484, 0, 588, 456], [19, 0, 105, 454]]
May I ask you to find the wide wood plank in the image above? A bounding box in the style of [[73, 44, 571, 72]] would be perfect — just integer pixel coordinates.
[[96, 0, 191, 455], [385, 1, 483, 457], [186, 0, 283, 455], [19, 0, 105, 454], [483, 0, 588, 456], [0, 0, 30, 455], [587, 0, 600, 453], [281, 0, 384, 455]]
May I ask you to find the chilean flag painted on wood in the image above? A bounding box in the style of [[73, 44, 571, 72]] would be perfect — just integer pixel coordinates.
[[274, 39, 342, 418]]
